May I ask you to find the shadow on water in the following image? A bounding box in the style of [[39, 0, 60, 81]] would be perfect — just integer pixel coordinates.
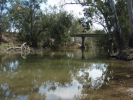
[[0, 49, 133, 100]]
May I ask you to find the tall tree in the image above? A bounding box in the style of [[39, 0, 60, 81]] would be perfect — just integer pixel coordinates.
[[107, 0, 125, 51], [8, 1, 75, 47], [127, 0, 133, 48], [62, 0, 125, 51], [0, 0, 7, 45], [116, 0, 129, 45], [81, 1, 113, 35], [8, 0, 48, 47], [21, 0, 47, 46]]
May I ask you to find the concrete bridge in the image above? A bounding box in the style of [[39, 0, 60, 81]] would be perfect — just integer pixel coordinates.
[[70, 34, 106, 48]]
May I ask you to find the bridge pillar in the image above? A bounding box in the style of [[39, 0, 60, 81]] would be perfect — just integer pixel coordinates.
[[81, 36, 85, 48]]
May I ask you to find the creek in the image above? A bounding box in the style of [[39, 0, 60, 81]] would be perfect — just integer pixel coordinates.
[[0, 49, 133, 100]]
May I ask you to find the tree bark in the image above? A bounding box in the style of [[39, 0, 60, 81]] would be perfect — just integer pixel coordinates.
[[29, 0, 34, 45], [0, 0, 6, 45], [0, 28, 2, 45], [0, 6, 2, 45], [127, 0, 133, 48], [107, 0, 125, 51], [31, 39, 38, 47]]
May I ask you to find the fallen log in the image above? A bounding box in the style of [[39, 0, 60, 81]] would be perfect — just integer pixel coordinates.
[[6, 47, 21, 51], [7, 42, 30, 51]]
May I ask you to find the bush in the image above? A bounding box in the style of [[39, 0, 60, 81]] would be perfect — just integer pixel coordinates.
[[85, 40, 90, 48]]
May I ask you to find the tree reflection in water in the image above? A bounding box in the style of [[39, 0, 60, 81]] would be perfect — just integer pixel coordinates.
[[0, 50, 133, 100], [76, 63, 109, 89]]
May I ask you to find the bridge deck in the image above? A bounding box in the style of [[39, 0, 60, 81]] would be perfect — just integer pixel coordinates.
[[70, 34, 106, 37]]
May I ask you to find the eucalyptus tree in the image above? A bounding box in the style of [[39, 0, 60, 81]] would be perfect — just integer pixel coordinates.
[[116, 0, 129, 45], [1, 13, 10, 32], [81, 1, 113, 35], [68, 19, 84, 35], [49, 10, 74, 46], [107, 0, 125, 51], [8, 0, 31, 40], [127, 0, 133, 48], [27, 0, 47, 44], [8, 0, 48, 47], [0, 0, 7, 45], [81, 0, 114, 53], [61, 0, 128, 51], [8, 0, 75, 47], [83, 0, 130, 50]]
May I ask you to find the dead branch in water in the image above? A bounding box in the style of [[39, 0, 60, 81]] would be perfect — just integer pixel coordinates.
[[20, 42, 30, 51]]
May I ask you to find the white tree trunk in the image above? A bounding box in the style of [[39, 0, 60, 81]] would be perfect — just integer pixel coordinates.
[[107, 0, 125, 51]]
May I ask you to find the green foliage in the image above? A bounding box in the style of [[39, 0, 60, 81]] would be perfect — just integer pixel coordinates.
[[0, 0, 7, 11], [7, 0, 75, 47], [85, 40, 89, 48], [1, 13, 10, 32], [7, 0, 49, 47], [0, 0, 8, 45], [93, 30, 109, 49], [94, 30, 106, 34], [116, 0, 130, 45], [81, 0, 113, 34], [81, 0, 130, 50], [50, 11, 74, 46], [69, 19, 84, 35]]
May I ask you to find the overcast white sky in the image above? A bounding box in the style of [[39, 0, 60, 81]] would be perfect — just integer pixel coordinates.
[[41, 0, 103, 30], [40, 0, 84, 17]]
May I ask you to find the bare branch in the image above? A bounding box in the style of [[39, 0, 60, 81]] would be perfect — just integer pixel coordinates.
[[59, 0, 92, 8]]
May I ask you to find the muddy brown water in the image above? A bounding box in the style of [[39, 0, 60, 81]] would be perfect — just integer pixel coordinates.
[[0, 49, 133, 100]]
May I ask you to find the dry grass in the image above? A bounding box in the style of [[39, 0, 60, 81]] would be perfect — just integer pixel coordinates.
[[2, 33, 20, 43], [0, 33, 22, 51]]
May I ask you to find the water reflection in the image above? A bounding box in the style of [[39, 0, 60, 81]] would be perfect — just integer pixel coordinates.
[[0, 50, 133, 100], [21, 50, 30, 59], [66, 49, 106, 60], [77, 63, 109, 90], [0, 60, 20, 72], [38, 80, 82, 100], [81, 48, 85, 59]]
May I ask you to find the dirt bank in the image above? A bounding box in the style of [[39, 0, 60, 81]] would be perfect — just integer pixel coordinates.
[[110, 48, 133, 61]]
